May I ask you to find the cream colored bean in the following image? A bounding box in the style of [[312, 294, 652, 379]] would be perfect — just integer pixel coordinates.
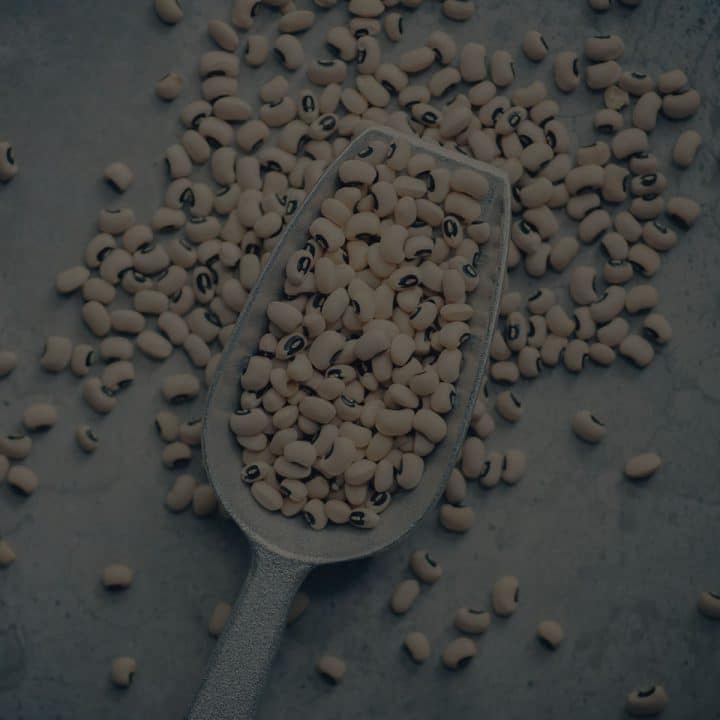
[[625, 686, 669, 716], [0, 350, 17, 378], [155, 73, 184, 101], [193, 484, 218, 516], [162, 441, 192, 469], [0, 141, 18, 182], [624, 452, 662, 479], [390, 578, 421, 614], [571, 410, 607, 444], [102, 563, 134, 589], [672, 130, 701, 169], [492, 575, 519, 616], [455, 607, 491, 634], [22, 403, 57, 431], [251, 481, 283, 511], [316, 655, 346, 683], [409, 549, 442, 584], [667, 196, 700, 229], [442, 637, 476, 669], [207, 601, 232, 637], [0, 434, 32, 460], [8, 465, 39, 495], [501, 449, 526, 485], [642, 313, 672, 344], [403, 631, 430, 663], [585, 34, 624, 62], [697, 591, 720, 620], [208, 19, 239, 51], [612, 128, 648, 160], [41, 336, 72, 372], [439, 504, 475, 532], [111, 657, 137, 688], [554, 51, 580, 93], [162, 373, 200, 403], [522, 30, 548, 62], [0, 539, 16, 567], [619, 334, 655, 367], [76, 424, 99, 453], [662, 89, 701, 120], [537, 620, 564, 649]]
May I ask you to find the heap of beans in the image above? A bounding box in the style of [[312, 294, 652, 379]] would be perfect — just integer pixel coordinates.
[[230, 136, 495, 529], [0, 0, 714, 712]]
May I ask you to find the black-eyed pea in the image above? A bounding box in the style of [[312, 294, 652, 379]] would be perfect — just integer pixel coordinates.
[[566, 191, 602, 222], [455, 607, 491, 634], [619, 335, 655, 368], [604, 259, 634, 285], [75, 424, 99, 453], [491, 575, 519, 616], [154, 0, 182, 23], [111, 657, 137, 689], [193, 484, 218, 517], [439, 504, 475, 532], [625, 284, 659, 314], [554, 51, 580, 93], [624, 452, 662, 480], [594, 108, 624, 133], [444, 467, 467, 505], [527, 316, 547, 349], [642, 313, 672, 345], [537, 620, 564, 649], [316, 654, 346, 683], [672, 130, 701, 169], [612, 128, 648, 160], [522, 30, 548, 62], [604, 84, 630, 111], [206, 601, 232, 638], [0, 434, 31, 461], [565, 164, 604, 196], [162, 373, 201, 404], [501, 449, 526, 485], [602, 165, 629, 204], [0, 350, 17, 378], [476, 451, 502, 489], [662, 89, 701, 120], [578, 208, 611, 244], [441, 636, 476, 670], [409, 549, 442, 584], [102, 563, 134, 590], [666, 196, 700, 229], [490, 360, 519, 385], [249, 481, 282, 512], [697, 592, 720, 620], [585, 34, 624, 62], [539, 334, 567, 367], [495, 390, 522, 423], [569, 266, 598, 305], [0, 538, 16, 567], [544, 305, 573, 338], [571, 410, 607, 443], [586, 61, 622, 91], [82, 378, 117, 414], [162, 441, 192, 469], [574, 307, 596, 341], [590, 286, 626, 323], [625, 686, 669, 716], [516, 346, 541, 379], [390, 579, 420, 614], [589, 342, 616, 366], [8, 465, 39, 496], [615, 211, 643, 243], [68, 343, 96, 378]]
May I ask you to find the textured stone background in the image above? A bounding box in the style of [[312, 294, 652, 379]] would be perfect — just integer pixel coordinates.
[[0, 1, 719, 718]]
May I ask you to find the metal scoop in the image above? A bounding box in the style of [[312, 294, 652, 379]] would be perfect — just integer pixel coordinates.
[[190, 127, 509, 719]]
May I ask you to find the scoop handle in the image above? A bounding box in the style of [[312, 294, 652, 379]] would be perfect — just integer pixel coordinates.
[[188, 544, 312, 720]]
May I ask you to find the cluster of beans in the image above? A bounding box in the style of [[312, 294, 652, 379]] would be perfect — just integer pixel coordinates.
[[230, 137, 492, 530], [0, 0, 714, 710]]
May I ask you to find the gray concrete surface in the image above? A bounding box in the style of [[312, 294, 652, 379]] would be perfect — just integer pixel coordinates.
[[0, 1, 719, 718]]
